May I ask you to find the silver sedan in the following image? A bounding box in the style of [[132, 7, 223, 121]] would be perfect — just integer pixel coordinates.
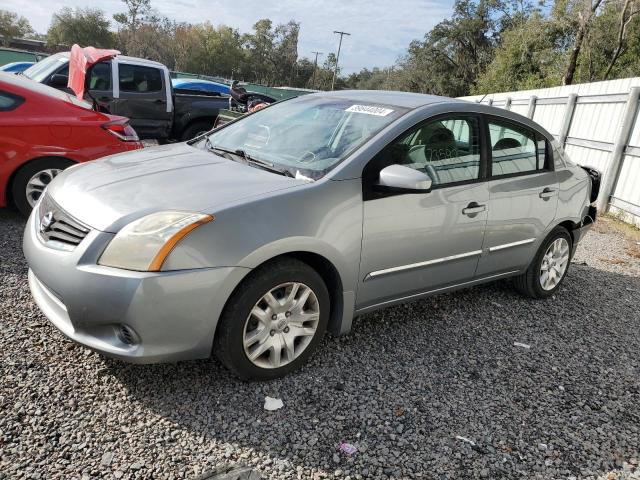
[[24, 91, 599, 380]]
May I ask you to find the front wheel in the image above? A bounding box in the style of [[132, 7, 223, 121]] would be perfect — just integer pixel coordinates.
[[12, 158, 74, 216], [513, 226, 572, 298], [214, 258, 330, 380]]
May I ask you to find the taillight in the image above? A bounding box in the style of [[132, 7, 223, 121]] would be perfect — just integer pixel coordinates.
[[102, 120, 139, 142]]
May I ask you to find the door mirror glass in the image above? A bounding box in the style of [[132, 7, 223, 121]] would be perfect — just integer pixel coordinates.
[[49, 74, 68, 88], [375, 164, 432, 193]]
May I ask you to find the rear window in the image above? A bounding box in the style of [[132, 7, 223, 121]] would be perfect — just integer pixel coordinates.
[[119, 64, 163, 93], [0, 91, 24, 111]]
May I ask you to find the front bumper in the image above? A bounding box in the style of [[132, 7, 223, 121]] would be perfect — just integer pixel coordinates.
[[24, 207, 249, 363]]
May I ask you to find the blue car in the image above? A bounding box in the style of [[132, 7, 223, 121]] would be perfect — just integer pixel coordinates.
[[0, 61, 35, 73], [171, 78, 230, 95]]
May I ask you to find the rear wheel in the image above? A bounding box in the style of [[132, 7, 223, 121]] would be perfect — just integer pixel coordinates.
[[12, 158, 74, 216], [513, 226, 572, 298], [215, 258, 329, 380], [181, 121, 214, 141]]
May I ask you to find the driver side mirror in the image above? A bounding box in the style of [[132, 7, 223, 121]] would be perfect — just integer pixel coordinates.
[[374, 164, 432, 193], [48, 74, 69, 88]]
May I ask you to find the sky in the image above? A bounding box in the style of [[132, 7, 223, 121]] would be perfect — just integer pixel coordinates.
[[4, 0, 454, 74]]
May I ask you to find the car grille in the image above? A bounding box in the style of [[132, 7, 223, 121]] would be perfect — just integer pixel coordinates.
[[37, 195, 90, 250]]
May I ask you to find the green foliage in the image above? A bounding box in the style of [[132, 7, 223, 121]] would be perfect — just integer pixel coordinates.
[[47, 7, 114, 48], [473, 13, 565, 92]]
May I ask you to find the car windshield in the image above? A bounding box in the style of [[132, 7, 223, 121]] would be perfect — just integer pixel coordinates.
[[204, 96, 408, 179], [23, 54, 68, 83]]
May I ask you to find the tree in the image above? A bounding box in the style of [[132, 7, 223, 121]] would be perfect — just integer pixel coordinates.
[[557, 0, 605, 85], [473, 13, 565, 92], [603, 0, 640, 79], [113, 0, 152, 55], [47, 7, 114, 48], [0, 9, 33, 44]]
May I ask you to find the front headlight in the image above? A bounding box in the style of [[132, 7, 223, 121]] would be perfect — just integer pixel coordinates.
[[98, 211, 214, 271]]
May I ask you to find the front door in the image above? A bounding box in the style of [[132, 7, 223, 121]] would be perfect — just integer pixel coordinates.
[[357, 114, 489, 310], [476, 117, 559, 276], [111, 61, 172, 139], [86, 61, 113, 112]]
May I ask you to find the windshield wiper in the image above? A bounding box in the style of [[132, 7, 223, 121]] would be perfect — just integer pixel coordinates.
[[235, 149, 294, 178], [206, 142, 293, 178]]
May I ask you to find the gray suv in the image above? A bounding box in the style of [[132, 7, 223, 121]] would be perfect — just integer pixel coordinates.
[[24, 91, 599, 380]]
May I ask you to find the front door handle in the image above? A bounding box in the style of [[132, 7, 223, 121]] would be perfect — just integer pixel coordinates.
[[153, 99, 167, 104], [462, 202, 486, 216], [539, 187, 557, 199]]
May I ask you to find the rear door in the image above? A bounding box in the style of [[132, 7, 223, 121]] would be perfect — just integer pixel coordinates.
[[111, 61, 172, 139], [476, 116, 558, 276]]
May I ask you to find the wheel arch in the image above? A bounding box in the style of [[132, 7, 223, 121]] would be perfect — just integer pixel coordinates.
[[216, 251, 349, 340]]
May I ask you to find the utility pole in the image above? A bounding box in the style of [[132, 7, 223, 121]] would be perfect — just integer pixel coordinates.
[[311, 51, 323, 89], [331, 30, 350, 91]]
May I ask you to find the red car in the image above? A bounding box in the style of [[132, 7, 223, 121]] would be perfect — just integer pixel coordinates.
[[0, 72, 142, 216]]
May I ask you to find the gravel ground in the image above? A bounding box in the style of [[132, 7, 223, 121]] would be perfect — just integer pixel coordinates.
[[1, 209, 639, 480]]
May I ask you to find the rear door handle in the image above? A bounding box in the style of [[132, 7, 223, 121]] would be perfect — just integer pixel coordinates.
[[539, 187, 557, 199], [462, 202, 486, 216]]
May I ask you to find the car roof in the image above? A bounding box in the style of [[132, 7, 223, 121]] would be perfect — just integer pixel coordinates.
[[54, 51, 166, 69], [310, 89, 465, 109]]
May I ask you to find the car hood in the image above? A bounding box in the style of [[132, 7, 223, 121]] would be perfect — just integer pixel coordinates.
[[47, 143, 306, 232]]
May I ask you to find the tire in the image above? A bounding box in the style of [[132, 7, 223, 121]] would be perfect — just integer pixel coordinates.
[[513, 226, 573, 299], [11, 157, 74, 217], [214, 258, 330, 380], [181, 121, 214, 141]]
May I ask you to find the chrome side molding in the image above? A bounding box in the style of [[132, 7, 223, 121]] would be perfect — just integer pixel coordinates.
[[366, 250, 483, 280], [488, 238, 536, 252]]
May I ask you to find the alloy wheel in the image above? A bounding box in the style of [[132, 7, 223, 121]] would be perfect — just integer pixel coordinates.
[[242, 282, 320, 369], [540, 237, 570, 291], [25, 169, 62, 207]]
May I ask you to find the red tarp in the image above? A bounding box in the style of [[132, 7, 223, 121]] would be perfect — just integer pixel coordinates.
[[67, 44, 120, 99]]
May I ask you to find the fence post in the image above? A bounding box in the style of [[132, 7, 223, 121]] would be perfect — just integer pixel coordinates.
[[505, 97, 512, 111], [527, 95, 537, 119], [558, 93, 578, 148], [597, 86, 640, 212]]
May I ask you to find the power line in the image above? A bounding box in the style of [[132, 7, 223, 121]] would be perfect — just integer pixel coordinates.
[[331, 30, 351, 91], [311, 51, 323, 89]]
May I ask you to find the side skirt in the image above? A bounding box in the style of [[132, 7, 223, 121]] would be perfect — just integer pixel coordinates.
[[354, 270, 521, 316]]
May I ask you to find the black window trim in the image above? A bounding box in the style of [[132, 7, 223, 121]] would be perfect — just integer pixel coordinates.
[[0, 90, 25, 112], [362, 112, 489, 201], [482, 114, 554, 180]]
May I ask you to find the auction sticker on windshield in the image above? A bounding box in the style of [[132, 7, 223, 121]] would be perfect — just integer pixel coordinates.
[[346, 105, 394, 116]]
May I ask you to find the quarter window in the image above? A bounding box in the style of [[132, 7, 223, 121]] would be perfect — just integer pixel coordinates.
[[118, 64, 163, 93], [0, 91, 24, 111], [374, 116, 481, 187], [489, 120, 547, 176]]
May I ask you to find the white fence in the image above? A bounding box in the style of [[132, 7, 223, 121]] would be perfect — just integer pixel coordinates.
[[460, 78, 640, 227]]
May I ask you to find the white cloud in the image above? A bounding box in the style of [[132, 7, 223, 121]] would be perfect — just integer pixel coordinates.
[[4, 0, 453, 73]]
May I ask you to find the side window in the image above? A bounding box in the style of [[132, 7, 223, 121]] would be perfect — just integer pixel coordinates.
[[489, 120, 548, 176], [0, 91, 24, 111], [118, 64, 163, 93], [376, 116, 481, 187], [88, 62, 111, 91]]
